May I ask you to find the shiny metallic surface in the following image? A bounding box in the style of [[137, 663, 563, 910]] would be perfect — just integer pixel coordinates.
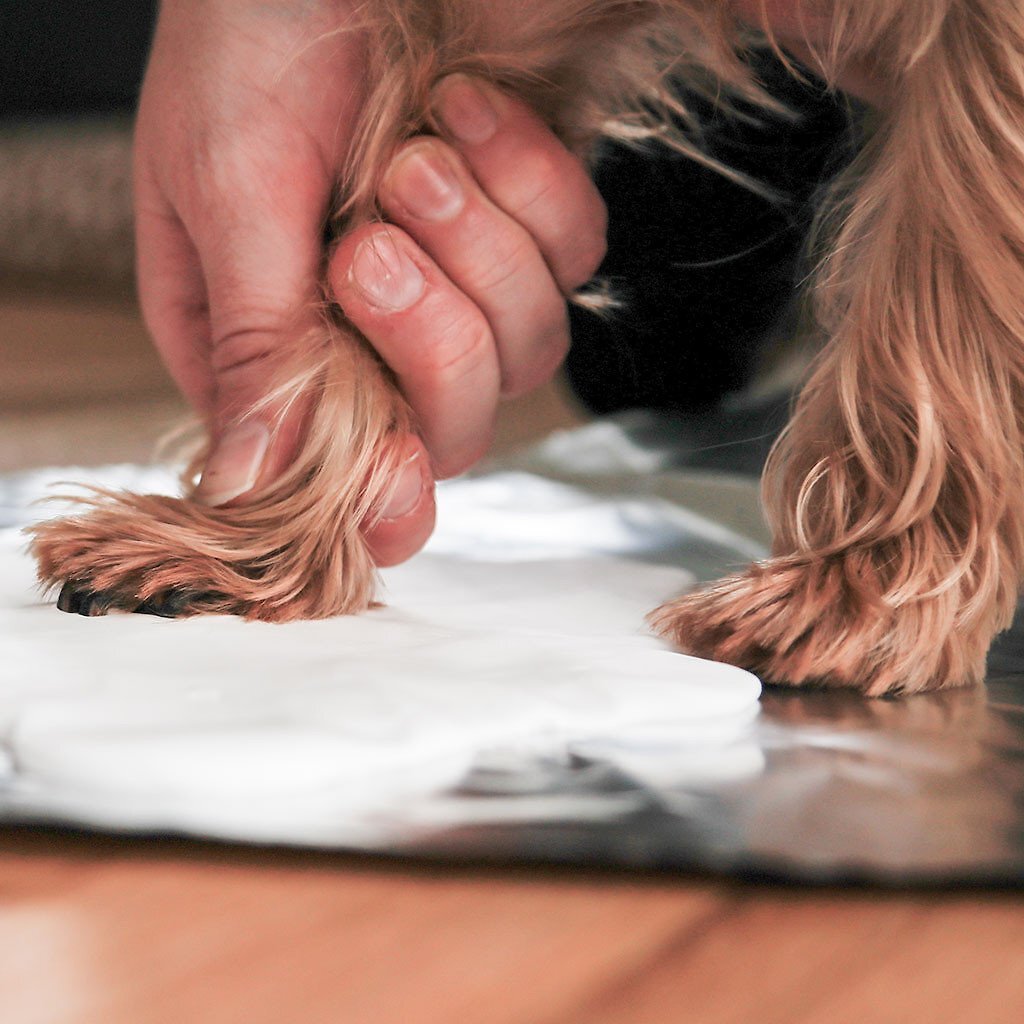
[[404, 669, 1024, 884], [399, 413, 1024, 885], [5, 413, 1024, 886]]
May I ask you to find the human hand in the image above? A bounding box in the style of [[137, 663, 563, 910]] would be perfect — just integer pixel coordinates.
[[327, 74, 608, 566], [133, 0, 365, 505], [135, 3, 607, 569]]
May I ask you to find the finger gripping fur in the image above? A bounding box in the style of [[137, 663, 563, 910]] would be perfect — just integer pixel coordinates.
[[29, 328, 407, 621]]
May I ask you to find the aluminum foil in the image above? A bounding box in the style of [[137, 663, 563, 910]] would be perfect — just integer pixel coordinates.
[[3, 413, 1023, 886], [403, 674, 1024, 885]]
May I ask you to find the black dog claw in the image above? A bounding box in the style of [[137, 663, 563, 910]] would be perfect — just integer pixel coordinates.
[[134, 590, 196, 619], [77, 592, 112, 617], [56, 583, 210, 620], [56, 581, 84, 614], [56, 582, 112, 617]]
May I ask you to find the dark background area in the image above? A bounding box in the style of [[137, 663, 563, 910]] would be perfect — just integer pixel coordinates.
[[568, 58, 858, 416], [0, 2, 156, 117]]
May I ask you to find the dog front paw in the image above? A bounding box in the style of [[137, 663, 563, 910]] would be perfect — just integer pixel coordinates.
[[29, 491, 378, 624], [648, 555, 990, 696]]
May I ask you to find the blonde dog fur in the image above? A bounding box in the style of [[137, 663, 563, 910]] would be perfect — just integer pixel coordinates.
[[30, 1, 1024, 696]]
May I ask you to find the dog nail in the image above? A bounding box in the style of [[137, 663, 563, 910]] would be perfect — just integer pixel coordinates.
[[79, 592, 111, 618], [388, 144, 465, 221], [134, 590, 196, 619], [195, 420, 271, 507], [56, 581, 83, 614], [351, 232, 425, 311], [161, 590, 197, 616], [134, 596, 168, 618], [435, 75, 499, 145], [380, 452, 426, 521]]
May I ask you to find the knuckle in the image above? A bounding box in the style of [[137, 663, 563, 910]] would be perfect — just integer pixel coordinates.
[[501, 316, 570, 398], [187, 126, 255, 201], [209, 321, 283, 380], [503, 150, 597, 228], [417, 308, 494, 386], [473, 236, 533, 294], [504, 151, 562, 219], [562, 229, 608, 292]]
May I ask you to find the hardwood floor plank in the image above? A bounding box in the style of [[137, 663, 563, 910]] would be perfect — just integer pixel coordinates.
[[790, 896, 1024, 1024], [562, 891, 1024, 1024], [0, 839, 729, 1024]]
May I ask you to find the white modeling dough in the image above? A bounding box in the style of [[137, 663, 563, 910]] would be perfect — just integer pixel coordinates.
[[0, 469, 762, 846]]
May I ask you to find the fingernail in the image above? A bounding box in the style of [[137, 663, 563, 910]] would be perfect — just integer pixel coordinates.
[[195, 420, 270, 507], [388, 144, 464, 221], [434, 75, 499, 145], [351, 232, 425, 311], [379, 452, 426, 521]]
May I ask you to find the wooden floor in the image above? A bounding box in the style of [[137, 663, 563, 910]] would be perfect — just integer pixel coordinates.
[[2, 830, 1023, 1024], [2, 291, 1023, 1023]]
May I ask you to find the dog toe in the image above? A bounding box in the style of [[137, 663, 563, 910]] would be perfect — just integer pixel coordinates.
[[133, 589, 202, 619], [56, 580, 87, 615], [76, 590, 113, 617]]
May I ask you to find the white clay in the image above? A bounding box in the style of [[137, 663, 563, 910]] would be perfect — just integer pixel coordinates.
[[0, 469, 762, 846]]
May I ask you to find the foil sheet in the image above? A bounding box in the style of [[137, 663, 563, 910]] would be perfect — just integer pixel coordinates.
[[3, 413, 1023, 886], [404, 676, 1024, 885], [392, 414, 1024, 885]]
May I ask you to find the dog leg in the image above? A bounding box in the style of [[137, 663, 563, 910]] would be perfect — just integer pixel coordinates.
[[30, 328, 412, 621], [653, 0, 1024, 694]]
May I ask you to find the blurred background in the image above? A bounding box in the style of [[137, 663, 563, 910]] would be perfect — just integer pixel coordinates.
[[0, 1, 180, 472]]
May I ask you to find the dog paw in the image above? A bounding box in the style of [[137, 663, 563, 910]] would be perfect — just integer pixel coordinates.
[[29, 489, 379, 624], [31, 500, 239, 620], [648, 555, 989, 696]]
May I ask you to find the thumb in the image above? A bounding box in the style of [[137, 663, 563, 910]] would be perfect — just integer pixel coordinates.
[[153, 161, 438, 567], [186, 176, 326, 507]]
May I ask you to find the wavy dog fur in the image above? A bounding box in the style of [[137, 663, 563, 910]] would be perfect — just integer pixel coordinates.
[[653, 0, 1024, 694], [31, 1, 1024, 694]]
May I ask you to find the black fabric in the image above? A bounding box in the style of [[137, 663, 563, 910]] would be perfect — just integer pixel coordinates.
[[566, 52, 862, 415], [0, 1, 157, 118]]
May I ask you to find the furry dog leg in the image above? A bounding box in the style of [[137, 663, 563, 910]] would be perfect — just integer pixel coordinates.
[[30, 333, 413, 620], [653, 1, 1024, 694]]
